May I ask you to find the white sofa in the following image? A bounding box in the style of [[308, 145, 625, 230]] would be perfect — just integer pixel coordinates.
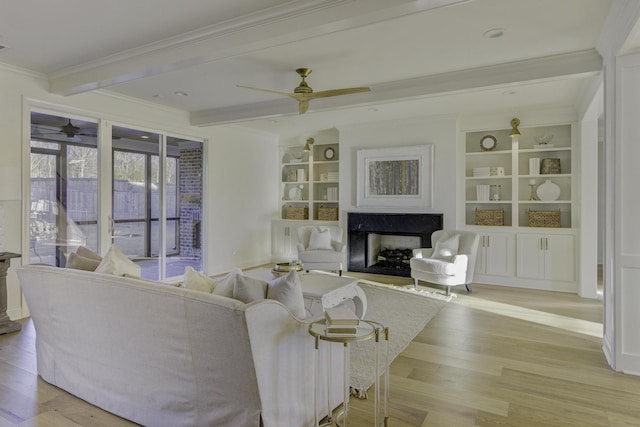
[[16, 265, 344, 427]]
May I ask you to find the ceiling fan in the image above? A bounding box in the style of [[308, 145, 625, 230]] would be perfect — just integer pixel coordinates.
[[237, 68, 370, 114], [32, 119, 97, 140]]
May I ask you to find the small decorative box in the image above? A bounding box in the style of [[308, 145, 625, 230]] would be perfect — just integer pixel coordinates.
[[490, 167, 505, 176]]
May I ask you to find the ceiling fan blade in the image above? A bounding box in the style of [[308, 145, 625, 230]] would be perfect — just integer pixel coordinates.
[[307, 87, 371, 100], [236, 85, 297, 98]]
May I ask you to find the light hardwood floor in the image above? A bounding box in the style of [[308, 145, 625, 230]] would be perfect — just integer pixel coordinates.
[[1, 274, 639, 427]]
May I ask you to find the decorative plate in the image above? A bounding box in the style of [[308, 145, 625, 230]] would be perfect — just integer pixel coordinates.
[[536, 179, 560, 201], [480, 135, 497, 151]]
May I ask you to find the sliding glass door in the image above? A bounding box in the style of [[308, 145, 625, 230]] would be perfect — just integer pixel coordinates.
[[30, 111, 204, 280]]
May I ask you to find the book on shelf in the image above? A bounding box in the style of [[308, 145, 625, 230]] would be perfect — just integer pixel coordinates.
[[324, 306, 359, 326]]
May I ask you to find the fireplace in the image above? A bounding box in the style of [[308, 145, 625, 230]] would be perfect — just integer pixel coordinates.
[[347, 212, 443, 277]]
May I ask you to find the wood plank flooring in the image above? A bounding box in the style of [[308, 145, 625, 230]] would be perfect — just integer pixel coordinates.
[[1, 273, 639, 426]]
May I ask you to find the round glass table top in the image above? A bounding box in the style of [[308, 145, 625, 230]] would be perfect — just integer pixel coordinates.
[[309, 319, 377, 343]]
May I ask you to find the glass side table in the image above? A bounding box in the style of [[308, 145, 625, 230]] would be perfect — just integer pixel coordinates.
[[309, 319, 390, 427]]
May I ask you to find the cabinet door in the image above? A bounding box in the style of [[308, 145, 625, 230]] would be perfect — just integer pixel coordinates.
[[544, 234, 575, 282], [475, 235, 487, 275], [271, 222, 298, 261], [516, 234, 545, 279], [484, 232, 512, 276]]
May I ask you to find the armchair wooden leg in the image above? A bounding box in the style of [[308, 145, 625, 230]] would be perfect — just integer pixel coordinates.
[[413, 278, 418, 290], [445, 287, 451, 296], [339, 270, 342, 276], [465, 283, 473, 293]]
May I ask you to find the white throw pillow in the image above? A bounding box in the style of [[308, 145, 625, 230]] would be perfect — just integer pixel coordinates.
[[76, 246, 102, 261], [183, 266, 217, 293], [233, 274, 268, 303], [431, 234, 460, 261], [267, 270, 306, 318], [95, 245, 141, 277], [66, 252, 101, 271], [212, 268, 241, 298], [307, 228, 333, 250]]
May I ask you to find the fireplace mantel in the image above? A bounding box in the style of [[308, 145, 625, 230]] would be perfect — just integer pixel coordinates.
[[347, 212, 443, 277]]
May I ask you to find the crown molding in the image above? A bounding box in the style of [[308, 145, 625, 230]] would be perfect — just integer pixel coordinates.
[[0, 61, 47, 80]]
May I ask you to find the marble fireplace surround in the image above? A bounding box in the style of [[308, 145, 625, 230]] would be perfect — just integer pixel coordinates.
[[347, 212, 443, 277]]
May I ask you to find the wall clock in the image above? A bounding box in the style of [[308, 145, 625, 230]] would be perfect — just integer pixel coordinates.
[[480, 135, 497, 151], [324, 147, 336, 160]]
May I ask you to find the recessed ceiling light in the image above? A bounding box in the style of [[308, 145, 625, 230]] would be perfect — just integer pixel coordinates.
[[152, 94, 163, 99], [502, 90, 517, 96], [174, 91, 188, 96], [140, 135, 150, 139], [270, 120, 279, 124], [368, 108, 379, 112], [483, 28, 505, 39]]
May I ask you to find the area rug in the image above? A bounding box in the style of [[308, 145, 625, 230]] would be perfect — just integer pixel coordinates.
[[349, 280, 450, 398]]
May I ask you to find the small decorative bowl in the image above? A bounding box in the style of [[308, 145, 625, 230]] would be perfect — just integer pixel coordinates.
[[534, 134, 554, 144]]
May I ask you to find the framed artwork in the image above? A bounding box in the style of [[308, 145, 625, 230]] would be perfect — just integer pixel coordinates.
[[356, 144, 434, 208]]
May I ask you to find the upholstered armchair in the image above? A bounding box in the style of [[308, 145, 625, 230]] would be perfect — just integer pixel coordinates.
[[297, 226, 345, 276], [410, 230, 480, 295]]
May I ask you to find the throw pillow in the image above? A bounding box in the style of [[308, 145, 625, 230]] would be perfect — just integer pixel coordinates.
[[95, 245, 141, 277], [307, 228, 333, 250], [76, 246, 102, 261], [183, 266, 217, 293], [431, 234, 460, 261], [66, 252, 101, 271], [212, 268, 241, 298], [233, 274, 268, 304], [267, 270, 306, 318]]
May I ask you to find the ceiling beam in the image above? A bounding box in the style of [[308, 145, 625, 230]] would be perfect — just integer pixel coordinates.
[[190, 49, 603, 126], [49, 0, 470, 96]]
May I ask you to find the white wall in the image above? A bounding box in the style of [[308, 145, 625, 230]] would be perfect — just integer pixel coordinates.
[[337, 115, 458, 228], [204, 125, 278, 274], [0, 64, 278, 319]]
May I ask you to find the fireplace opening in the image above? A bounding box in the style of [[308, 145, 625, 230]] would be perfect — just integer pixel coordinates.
[[366, 234, 420, 273], [348, 212, 443, 277]]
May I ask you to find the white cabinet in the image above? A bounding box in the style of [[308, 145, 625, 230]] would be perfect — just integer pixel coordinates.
[[475, 232, 513, 276], [516, 233, 575, 282]]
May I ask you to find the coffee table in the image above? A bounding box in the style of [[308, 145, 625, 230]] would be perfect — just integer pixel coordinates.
[[243, 269, 367, 319]]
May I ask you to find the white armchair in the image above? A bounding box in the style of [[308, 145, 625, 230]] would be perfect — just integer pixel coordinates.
[[297, 226, 345, 276], [410, 230, 480, 295]]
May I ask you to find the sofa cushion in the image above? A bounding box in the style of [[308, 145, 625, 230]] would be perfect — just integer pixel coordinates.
[[233, 274, 268, 303], [95, 245, 141, 277], [267, 270, 306, 318], [307, 228, 333, 250], [76, 246, 102, 261], [212, 268, 240, 298], [184, 266, 217, 293], [431, 234, 460, 261], [66, 252, 101, 271]]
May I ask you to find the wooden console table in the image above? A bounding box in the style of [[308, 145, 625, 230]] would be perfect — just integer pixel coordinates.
[[0, 252, 22, 335]]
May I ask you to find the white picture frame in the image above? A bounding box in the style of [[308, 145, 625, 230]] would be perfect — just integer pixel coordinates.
[[357, 144, 434, 208]]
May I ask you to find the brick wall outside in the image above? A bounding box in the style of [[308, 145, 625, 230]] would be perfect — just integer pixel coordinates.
[[179, 148, 203, 260]]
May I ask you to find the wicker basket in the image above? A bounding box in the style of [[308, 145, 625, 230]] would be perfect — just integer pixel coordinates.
[[318, 207, 338, 221], [528, 209, 561, 227], [286, 206, 308, 220], [474, 208, 504, 226]]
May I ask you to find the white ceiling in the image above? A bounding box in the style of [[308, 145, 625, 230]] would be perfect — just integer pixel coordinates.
[[0, 0, 613, 138]]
